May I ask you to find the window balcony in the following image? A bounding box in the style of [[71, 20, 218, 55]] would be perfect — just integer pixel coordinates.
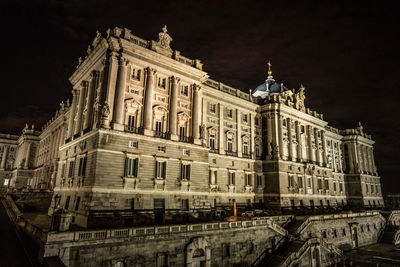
[[154, 131, 170, 139], [209, 148, 219, 154], [125, 125, 140, 134], [225, 150, 237, 157], [179, 135, 191, 143], [242, 153, 252, 159]]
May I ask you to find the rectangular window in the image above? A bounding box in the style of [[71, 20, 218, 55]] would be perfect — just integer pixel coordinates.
[[256, 175, 262, 187], [209, 134, 216, 150], [333, 182, 337, 191], [366, 183, 369, 192], [339, 183, 343, 192], [65, 196, 71, 209], [179, 126, 186, 141], [156, 161, 167, 179], [342, 228, 346, 236], [158, 77, 166, 88], [183, 149, 190, 156], [320, 200, 324, 207], [125, 158, 138, 177], [301, 125, 305, 134], [371, 184, 374, 193], [324, 180, 329, 190], [75, 196, 81, 211], [78, 157, 87, 177], [181, 199, 189, 211], [157, 146, 166, 152], [228, 172, 235, 185], [61, 164, 66, 179], [297, 176, 303, 188], [180, 85, 188, 96], [255, 145, 260, 157], [131, 68, 141, 81], [227, 138, 233, 152], [243, 142, 249, 155], [317, 179, 322, 189], [227, 109, 233, 118], [155, 121, 163, 133], [245, 174, 252, 186], [68, 161, 75, 178], [129, 141, 138, 148], [209, 103, 216, 113], [127, 115, 135, 128], [255, 117, 259, 126], [181, 164, 191, 180], [243, 114, 248, 122]]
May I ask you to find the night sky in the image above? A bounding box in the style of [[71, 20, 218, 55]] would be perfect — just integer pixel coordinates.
[[1, 0, 399, 193]]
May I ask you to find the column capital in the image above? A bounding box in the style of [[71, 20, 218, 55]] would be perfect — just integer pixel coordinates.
[[170, 76, 181, 84], [192, 84, 201, 92], [145, 67, 157, 76], [72, 89, 80, 96], [118, 56, 129, 66], [89, 70, 99, 79], [80, 80, 89, 88]]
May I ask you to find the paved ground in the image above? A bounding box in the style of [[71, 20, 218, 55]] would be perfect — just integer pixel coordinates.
[[345, 242, 400, 267], [0, 199, 41, 267]]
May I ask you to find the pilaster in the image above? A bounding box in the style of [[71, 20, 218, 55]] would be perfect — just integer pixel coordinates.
[[83, 71, 99, 131], [67, 89, 79, 139], [74, 81, 88, 136], [169, 76, 180, 140], [112, 57, 129, 131], [143, 67, 156, 134]]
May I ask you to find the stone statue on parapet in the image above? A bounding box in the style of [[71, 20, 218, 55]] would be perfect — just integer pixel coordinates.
[[295, 85, 306, 112]]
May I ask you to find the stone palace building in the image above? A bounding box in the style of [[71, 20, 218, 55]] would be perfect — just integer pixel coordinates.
[[1, 26, 383, 229]]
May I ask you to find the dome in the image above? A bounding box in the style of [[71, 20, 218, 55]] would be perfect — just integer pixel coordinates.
[[252, 76, 290, 99]]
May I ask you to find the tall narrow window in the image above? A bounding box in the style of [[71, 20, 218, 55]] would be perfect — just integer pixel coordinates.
[[245, 174, 252, 186], [317, 179, 322, 189], [125, 158, 138, 177], [78, 157, 87, 176], [156, 161, 167, 179], [257, 175, 263, 187], [297, 176, 303, 188], [228, 172, 235, 185], [127, 115, 135, 129], [179, 126, 186, 141], [75, 196, 81, 211], [255, 144, 260, 157], [243, 114, 248, 123], [180, 85, 188, 96], [181, 164, 191, 180], [227, 138, 233, 152], [155, 121, 162, 133], [68, 161, 75, 178], [61, 163, 66, 179], [324, 180, 329, 190], [227, 109, 233, 118], [243, 141, 249, 155], [65, 196, 71, 209], [209, 103, 216, 113], [209, 134, 216, 150]]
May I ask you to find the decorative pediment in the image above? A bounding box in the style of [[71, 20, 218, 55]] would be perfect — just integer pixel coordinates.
[[177, 111, 190, 125], [207, 126, 217, 135], [125, 98, 142, 113], [242, 134, 250, 142], [225, 130, 234, 139], [152, 104, 168, 115]]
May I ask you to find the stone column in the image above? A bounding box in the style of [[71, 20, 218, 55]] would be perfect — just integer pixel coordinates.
[[74, 82, 88, 136], [112, 57, 128, 131], [102, 52, 119, 128], [295, 121, 302, 161], [143, 67, 156, 133], [67, 90, 79, 139], [192, 84, 201, 142], [321, 131, 327, 166], [24, 142, 31, 169], [266, 113, 273, 159], [83, 71, 98, 131], [287, 118, 293, 160], [307, 126, 313, 162], [277, 115, 283, 159], [314, 128, 321, 165], [237, 110, 242, 157], [219, 104, 224, 154], [169, 76, 180, 139], [250, 114, 255, 159], [1, 145, 9, 169]]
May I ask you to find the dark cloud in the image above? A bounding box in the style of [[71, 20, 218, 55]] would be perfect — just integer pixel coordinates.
[[1, 0, 399, 193]]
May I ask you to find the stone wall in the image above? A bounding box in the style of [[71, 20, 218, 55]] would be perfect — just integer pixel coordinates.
[[44, 217, 289, 267]]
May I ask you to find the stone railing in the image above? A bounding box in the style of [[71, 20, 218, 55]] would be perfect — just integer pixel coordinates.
[[388, 210, 400, 225], [203, 79, 255, 103], [280, 237, 342, 267], [46, 216, 289, 244], [296, 211, 383, 235]]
